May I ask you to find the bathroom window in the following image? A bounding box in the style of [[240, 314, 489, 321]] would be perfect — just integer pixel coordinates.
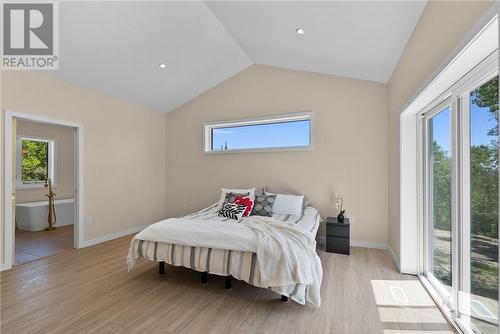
[[203, 112, 313, 153], [16, 136, 56, 189]]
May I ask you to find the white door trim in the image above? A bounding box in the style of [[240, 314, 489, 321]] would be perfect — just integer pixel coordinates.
[[3, 110, 84, 271]]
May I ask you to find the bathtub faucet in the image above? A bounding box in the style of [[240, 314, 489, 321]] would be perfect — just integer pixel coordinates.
[[44, 178, 57, 231]]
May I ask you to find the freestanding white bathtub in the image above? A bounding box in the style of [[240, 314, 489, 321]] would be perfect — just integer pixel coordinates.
[[16, 198, 74, 232]]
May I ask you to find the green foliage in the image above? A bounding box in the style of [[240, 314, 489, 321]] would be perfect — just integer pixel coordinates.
[[21, 140, 48, 182], [432, 141, 451, 231], [471, 144, 498, 238], [432, 78, 498, 239], [470, 76, 499, 239], [431, 142, 452, 286], [472, 76, 498, 136]]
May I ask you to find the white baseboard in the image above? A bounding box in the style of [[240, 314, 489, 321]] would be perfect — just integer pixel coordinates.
[[317, 236, 401, 272], [1, 263, 12, 271], [386, 245, 401, 273], [80, 224, 149, 248], [350, 240, 387, 249]]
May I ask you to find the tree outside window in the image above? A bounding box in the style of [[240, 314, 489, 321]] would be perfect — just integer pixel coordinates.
[[21, 139, 49, 182], [16, 136, 55, 187]]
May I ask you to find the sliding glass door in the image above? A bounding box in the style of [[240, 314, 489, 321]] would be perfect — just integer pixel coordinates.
[[458, 76, 499, 334], [424, 102, 455, 308], [421, 54, 498, 334]]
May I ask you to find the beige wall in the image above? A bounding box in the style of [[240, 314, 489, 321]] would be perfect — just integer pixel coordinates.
[[1, 71, 167, 265], [387, 1, 494, 261], [16, 120, 75, 203], [165, 65, 389, 244]]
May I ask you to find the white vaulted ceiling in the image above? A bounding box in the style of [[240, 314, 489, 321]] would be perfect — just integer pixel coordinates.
[[51, 1, 426, 113], [53, 1, 252, 113], [206, 1, 426, 83]]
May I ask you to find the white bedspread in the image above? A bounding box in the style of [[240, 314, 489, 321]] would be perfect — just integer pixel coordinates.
[[246, 217, 322, 306]]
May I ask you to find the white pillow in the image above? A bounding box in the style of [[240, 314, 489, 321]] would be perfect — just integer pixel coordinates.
[[264, 186, 310, 208], [217, 188, 256, 210], [265, 192, 304, 216]]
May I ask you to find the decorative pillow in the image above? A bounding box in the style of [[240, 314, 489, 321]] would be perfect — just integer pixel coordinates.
[[218, 203, 247, 221], [217, 188, 256, 209], [233, 196, 254, 217], [223, 192, 250, 205], [251, 194, 276, 217], [265, 193, 304, 216], [222, 192, 253, 216]]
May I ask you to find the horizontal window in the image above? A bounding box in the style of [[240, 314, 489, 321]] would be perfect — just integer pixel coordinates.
[[204, 112, 313, 153]]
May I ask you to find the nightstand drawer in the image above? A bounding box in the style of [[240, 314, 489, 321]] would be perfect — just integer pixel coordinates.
[[326, 224, 349, 238], [326, 236, 350, 255]]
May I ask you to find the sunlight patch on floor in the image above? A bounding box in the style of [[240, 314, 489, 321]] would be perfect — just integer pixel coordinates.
[[371, 280, 453, 333], [371, 280, 435, 307]]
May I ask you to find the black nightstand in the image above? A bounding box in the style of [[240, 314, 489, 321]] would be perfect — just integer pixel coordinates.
[[326, 217, 350, 255]]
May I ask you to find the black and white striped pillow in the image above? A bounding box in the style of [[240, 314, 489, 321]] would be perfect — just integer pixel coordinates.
[[218, 203, 246, 221]]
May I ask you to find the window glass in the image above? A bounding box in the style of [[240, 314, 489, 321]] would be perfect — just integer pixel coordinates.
[[21, 139, 49, 183], [468, 76, 498, 334], [427, 107, 453, 293], [206, 115, 312, 152]]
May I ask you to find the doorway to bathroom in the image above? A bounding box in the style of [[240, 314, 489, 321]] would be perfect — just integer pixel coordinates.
[[14, 120, 75, 265], [3, 111, 83, 270]]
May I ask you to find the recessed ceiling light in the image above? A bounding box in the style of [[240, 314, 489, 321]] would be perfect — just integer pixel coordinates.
[[159, 63, 166, 68], [296, 28, 305, 35]]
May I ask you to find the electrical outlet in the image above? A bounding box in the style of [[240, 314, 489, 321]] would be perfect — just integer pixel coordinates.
[[183, 204, 188, 210], [86, 216, 92, 225]]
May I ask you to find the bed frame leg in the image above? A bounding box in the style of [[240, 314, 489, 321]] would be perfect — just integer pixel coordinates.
[[281, 295, 289, 302], [158, 261, 165, 275], [225, 276, 232, 289], [201, 272, 208, 284]]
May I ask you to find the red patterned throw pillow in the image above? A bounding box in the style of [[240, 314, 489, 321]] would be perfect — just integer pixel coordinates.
[[234, 196, 254, 217]]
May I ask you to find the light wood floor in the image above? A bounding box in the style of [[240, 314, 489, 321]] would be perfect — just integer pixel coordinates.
[[15, 225, 74, 265], [1, 235, 453, 334]]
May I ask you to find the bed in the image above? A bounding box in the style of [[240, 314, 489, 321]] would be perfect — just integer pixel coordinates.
[[127, 202, 323, 306]]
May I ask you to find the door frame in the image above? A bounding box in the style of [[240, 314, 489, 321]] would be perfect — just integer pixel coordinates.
[[2, 110, 84, 271]]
